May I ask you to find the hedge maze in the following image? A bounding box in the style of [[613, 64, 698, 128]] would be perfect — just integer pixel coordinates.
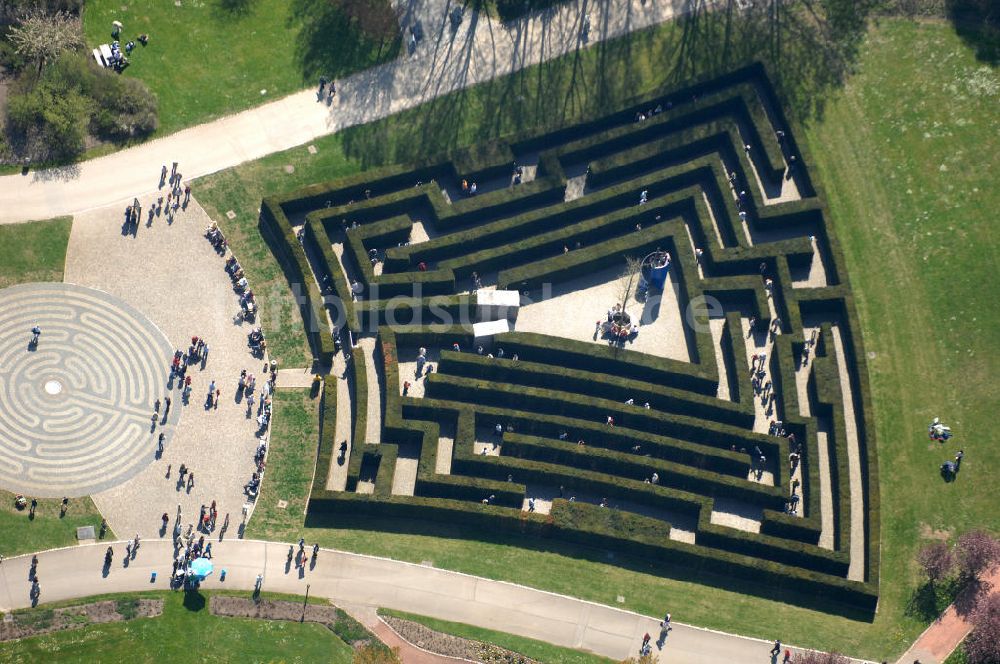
[[261, 64, 880, 614]]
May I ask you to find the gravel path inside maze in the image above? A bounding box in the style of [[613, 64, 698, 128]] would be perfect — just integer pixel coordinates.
[[0, 283, 179, 497], [63, 196, 266, 539]]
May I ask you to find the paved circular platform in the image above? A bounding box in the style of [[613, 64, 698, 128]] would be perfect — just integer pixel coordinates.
[[0, 283, 180, 497]]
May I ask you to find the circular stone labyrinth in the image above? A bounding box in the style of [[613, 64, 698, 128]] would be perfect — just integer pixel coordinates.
[[0, 283, 180, 497]]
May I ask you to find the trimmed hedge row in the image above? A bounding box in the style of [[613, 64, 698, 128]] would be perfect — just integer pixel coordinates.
[[388, 177, 691, 273], [554, 82, 785, 184], [302, 215, 359, 333], [424, 372, 779, 456], [809, 324, 854, 558], [499, 432, 781, 509], [448, 440, 844, 576], [305, 492, 877, 611], [344, 214, 414, 286], [416, 475, 524, 508], [405, 397, 751, 479], [496, 186, 696, 290], [758, 335, 823, 546], [356, 295, 476, 330], [352, 349, 370, 447], [435, 350, 751, 428], [551, 500, 672, 542], [259, 199, 335, 363], [309, 377, 338, 502], [491, 331, 716, 396]]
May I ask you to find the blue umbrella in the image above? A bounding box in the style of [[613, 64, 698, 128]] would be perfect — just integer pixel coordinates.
[[190, 557, 213, 579]]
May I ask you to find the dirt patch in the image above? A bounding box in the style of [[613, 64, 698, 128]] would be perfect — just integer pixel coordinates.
[[0, 599, 162, 641], [210, 596, 339, 624], [383, 615, 541, 664], [920, 523, 953, 540]]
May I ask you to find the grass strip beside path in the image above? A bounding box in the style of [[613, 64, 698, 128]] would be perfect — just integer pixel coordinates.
[[245, 388, 319, 541], [0, 495, 109, 558], [380, 608, 615, 664], [0, 591, 353, 663]]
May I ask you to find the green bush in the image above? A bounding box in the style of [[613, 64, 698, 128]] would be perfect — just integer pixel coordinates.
[[7, 78, 90, 158], [4, 51, 158, 160]]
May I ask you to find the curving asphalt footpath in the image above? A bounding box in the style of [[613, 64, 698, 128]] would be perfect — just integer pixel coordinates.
[[0, 540, 867, 663]]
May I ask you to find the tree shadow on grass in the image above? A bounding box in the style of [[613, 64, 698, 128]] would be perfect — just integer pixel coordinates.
[[215, 0, 259, 17], [289, 0, 402, 82], [945, 0, 1000, 65], [337, 0, 872, 172], [905, 577, 965, 622], [905, 581, 943, 622], [182, 589, 207, 612]]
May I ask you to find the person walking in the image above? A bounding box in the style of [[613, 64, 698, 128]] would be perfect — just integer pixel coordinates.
[[770, 640, 782, 656]]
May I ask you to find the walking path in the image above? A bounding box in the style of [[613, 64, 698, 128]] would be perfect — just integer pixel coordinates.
[[326, 351, 355, 491], [0, 540, 874, 664], [829, 324, 866, 583], [0, 0, 704, 225], [895, 567, 1000, 664], [343, 604, 460, 664]]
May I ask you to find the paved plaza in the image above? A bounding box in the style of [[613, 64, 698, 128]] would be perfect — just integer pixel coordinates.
[[61, 196, 268, 539], [0, 283, 179, 497]]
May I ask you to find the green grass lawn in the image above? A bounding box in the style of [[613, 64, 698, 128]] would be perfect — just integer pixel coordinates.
[[0, 217, 72, 289], [0, 215, 111, 556], [194, 15, 998, 661], [246, 388, 319, 541], [81, 0, 400, 137], [0, 494, 110, 558], [0, 591, 354, 663], [380, 608, 614, 664], [802, 18, 1000, 659], [944, 645, 968, 664]]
